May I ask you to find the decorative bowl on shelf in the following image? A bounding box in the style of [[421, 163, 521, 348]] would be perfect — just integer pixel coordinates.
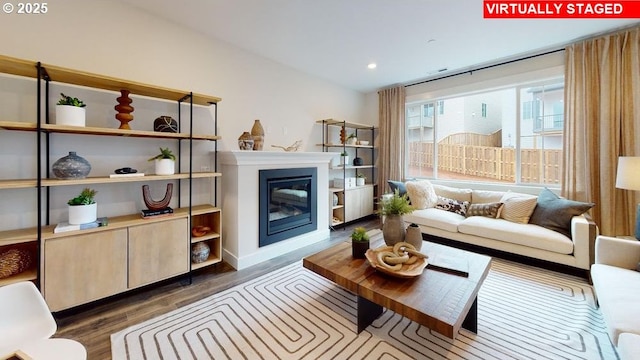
[[358, 140, 369, 146], [365, 246, 428, 278]]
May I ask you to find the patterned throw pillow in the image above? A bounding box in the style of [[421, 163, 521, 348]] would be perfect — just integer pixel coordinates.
[[466, 202, 503, 218], [499, 192, 538, 224], [435, 196, 469, 216]]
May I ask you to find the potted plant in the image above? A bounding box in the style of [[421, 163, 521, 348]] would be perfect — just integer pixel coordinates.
[[340, 151, 349, 166], [351, 226, 370, 258], [379, 189, 415, 246], [55, 93, 86, 127], [148, 147, 176, 175], [356, 173, 366, 186], [67, 188, 97, 225], [346, 133, 358, 145]]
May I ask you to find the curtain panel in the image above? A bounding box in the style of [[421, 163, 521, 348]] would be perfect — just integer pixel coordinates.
[[563, 26, 640, 236], [377, 86, 406, 193]]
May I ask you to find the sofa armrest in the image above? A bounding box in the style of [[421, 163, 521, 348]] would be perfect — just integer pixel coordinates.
[[595, 235, 640, 269], [571, 214, 598, 269]]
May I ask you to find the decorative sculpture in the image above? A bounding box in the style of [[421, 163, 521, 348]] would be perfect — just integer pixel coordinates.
[[142, 183, 173, 211], [115, 90, 134, 129], [271, 140, 302, 152]]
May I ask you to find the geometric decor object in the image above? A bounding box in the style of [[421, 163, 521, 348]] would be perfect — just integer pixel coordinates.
[[142, 183, 173, 211], [115, 90, 134, 130], [153, 116, 178, 133]]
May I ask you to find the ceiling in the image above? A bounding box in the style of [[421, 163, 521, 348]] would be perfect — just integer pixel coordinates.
[[118, 0, 639, 93]]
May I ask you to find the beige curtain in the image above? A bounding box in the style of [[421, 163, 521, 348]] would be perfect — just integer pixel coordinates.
[[377, 86, 406, 192], [563, 26, 640, 236]]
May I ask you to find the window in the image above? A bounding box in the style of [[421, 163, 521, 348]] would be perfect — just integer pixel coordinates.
[[405, 77, 563, 186]]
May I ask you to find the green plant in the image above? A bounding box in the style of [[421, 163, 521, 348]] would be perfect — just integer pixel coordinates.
[[67, 188, 97, 206], [148, 147, 176, 161], [347, 133, 356, 139], [340, 151, 348, 156], [57, 93, 86, 107], [357, 173, 366, 179], [379, 189, 414, 216], [351, 226, 369, 242]]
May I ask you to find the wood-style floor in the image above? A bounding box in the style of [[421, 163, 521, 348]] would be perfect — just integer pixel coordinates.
[[54, 218, 380, 360]]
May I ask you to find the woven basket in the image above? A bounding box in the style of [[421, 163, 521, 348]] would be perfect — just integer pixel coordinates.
[[0, 247, 34, 279]]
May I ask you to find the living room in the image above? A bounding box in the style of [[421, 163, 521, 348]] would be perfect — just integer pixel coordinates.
[[1, 1, 640, 359]]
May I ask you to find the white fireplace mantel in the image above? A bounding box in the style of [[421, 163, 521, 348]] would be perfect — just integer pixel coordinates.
[[218, 151, 335, 270]]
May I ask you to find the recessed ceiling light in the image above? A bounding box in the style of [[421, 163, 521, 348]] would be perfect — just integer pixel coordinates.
[[367, 63, 377, 69]]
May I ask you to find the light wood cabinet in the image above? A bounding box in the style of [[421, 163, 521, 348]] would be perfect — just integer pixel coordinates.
[[44, 229, 128, 311], [344, 185, 375, 223]]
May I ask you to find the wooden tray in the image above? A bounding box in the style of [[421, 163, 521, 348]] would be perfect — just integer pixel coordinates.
[[365, 247, 428, 278]]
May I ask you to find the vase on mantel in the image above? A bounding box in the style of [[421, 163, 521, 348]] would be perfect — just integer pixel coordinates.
[[251, 119, 264, 151]]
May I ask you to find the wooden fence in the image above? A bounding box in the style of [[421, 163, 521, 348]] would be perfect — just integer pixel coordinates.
[[408, 142, 562, 184]]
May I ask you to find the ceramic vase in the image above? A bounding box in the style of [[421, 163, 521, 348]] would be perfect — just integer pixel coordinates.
[[352, 240, 369, 259], [114, 90, 134, 130], [382, 214, 405, 246], [238, 131, 254, 150], [52, 151, 91, 179], [191, 242, 210, 263], [153, 116, 178, 133], [54, 105, 86, 126], [405, 223, 423, 251], [251, 119, 265, 150], [155, 159, 175, 175], [68, 203, 97, 225]]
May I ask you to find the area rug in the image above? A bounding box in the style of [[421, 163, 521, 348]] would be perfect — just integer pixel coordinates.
[[111, 259, 617, 359]]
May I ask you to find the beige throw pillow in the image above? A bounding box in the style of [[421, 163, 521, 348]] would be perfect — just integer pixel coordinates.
[[499, 192, 538, 224], [405, 180, 438, 210]]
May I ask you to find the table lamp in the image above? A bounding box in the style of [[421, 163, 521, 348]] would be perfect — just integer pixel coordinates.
[[616, 156, 640, 240]]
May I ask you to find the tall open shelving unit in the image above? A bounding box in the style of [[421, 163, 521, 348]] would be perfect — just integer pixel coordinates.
[[316, 119, 377, 228], [0, 55, 222, 311]]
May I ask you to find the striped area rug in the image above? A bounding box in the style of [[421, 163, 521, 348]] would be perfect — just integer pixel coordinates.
[[111, 259, 617, 359]]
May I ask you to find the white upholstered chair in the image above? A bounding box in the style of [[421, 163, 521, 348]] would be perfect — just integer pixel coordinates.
[[0, 281, 86, 360]]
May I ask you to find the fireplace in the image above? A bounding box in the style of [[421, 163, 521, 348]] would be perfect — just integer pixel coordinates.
[[259, 167, 317, 247]]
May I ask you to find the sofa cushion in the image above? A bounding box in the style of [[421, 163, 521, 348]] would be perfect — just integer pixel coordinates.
[[618, 333, 640, 360], [435, 196, 469, 216], [388, 180, 407, 198], [405, 180, 438, 209], [499, 192, 538, 224], [529, 188, 594, 238], [404, 208, 465, 233], [472, 190, 505, 204], [466, 202, 503, 218], [591, 264, 640, 345], [458, 216, 574, 254], [432, 184, 472, 203]]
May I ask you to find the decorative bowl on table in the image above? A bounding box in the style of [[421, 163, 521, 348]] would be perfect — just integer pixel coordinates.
[[365, 244, 428, 278]]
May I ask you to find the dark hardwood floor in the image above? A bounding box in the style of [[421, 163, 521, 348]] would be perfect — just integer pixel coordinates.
[[54, 218, 380, 360]]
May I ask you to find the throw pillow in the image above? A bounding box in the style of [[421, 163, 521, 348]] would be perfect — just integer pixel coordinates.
[[405, 180, 438, 209], [466, 202, 503, 218], [436, 196, 469, 216], [499, 192, 538, 224], [388, 180, 407, 197], [529, 188, 594, 238]]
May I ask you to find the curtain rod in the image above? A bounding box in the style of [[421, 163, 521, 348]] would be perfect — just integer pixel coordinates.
[[405, 48, 565, 88]]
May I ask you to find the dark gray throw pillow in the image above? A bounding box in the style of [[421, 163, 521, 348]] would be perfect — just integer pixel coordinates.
[[529, 188, 594, 238]]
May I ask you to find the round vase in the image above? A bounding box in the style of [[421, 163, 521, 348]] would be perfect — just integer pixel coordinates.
[[52, 151, 91, 179], [68, 203, 97, 225], [251, 119, 265, 151], [352, 240, 369, 259], [154, 116, 178, 133], [382, 214, 406, 246], [191, 242, 210, 263], [238, 131, 254, 150], [54, 105, 86, 127], [155, 159, 175, 175], [405, 223, 423, 251]]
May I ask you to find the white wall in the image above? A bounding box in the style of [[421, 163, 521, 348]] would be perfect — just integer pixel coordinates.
[[0, 0, 368, 230]]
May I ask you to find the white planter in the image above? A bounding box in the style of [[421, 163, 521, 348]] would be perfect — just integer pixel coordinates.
[[340, 155, 349, 166], [356, 178, 365, 186], [347, 137, 358, 145], [55, 105, 86, 127], [68, 203, 97, 225], [155, 159, 175, 175]]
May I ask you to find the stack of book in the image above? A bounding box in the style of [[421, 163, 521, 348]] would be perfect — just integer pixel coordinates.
[[141, 207, 173, 219], [54, 217, 109, 233]]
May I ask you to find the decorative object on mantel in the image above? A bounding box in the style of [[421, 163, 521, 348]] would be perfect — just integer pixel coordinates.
[[153, 115, 178, 133], [115, 89, 134, 129], [238, 131, 254, 150], [52, 151, 91, 179], [55, 93, 86, 126], [616, 156, 640, 240], [191, 242, 210, 263], [271, 140, 302, 152], [251, 119, 265, 150], [67, 187, 98, 225], [148, 147, 176, 175], [142, 183, 173, 211]]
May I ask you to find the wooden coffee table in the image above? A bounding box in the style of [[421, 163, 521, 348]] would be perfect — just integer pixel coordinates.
[[303, 230, 491, 339]]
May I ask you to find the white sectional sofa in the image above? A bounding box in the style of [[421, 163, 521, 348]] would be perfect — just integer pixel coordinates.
[[394, 182, 598, 271], [591, 236, 640, 359]]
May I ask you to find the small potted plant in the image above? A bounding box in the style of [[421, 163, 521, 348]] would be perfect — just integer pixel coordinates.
[[68, 188, 97, 225], [346, 133, 358, 145], [351, 226, 370, 258], [55, 93, 87, 127], [379, 189, 415, 246], [340, 151, 349, 166], [356, 173, 366, 186], [148, 147, 176, 175]]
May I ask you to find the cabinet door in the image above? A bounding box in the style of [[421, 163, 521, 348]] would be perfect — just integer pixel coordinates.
[[344, 186, 374, 222], [44, 229, 128, 312], [128, 217, 188, 288]]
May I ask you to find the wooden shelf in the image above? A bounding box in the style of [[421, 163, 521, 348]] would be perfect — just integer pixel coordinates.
[[331, 165, 375, 170], [0, 228, 38, 246], [0, 179, 37, 190], [316, 119, 377, 130], [316, 143, 374, 149], [40, 172, 221, 187], [191, 254, 222, 270], [0, 54, 221, 105], [0, 120, 37, 131], [189, 204, 221, 216], [191, 232, 220, 243], [0, 268, 37, 286]]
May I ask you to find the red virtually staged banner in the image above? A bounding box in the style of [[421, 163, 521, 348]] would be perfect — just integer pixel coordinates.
[[484, 1, 640, 18]]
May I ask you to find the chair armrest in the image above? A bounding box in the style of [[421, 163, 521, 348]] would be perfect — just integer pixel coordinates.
[[595, 235, 640, 269], [571, 214, 598, 269]]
